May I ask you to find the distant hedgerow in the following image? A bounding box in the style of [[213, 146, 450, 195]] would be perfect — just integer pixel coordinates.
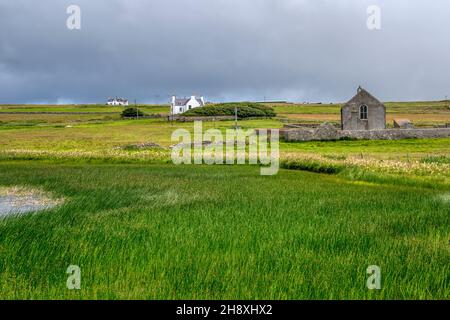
[[280, 159, 345, 174], [182, 102, 276, 119]]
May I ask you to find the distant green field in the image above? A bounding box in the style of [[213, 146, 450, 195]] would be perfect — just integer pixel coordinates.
[[0, 114, 448, 191], [1, 101, 449, 129], [0, 105, 170, 127], [0, 163, 448, 299], [0, 104, 169, 114], [1, 100, 448, 115], [270, 101, 450, 115], [0, 118, 282, 150], [272, 104, 341, 114], [0, 116, 448, 155], [385, 101, 450, 113]]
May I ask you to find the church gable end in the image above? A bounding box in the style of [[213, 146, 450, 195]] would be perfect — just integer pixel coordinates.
[[341, 86, 386, 131]]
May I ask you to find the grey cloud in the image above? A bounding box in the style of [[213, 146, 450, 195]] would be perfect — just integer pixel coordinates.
[[0, 0, 449, 104]]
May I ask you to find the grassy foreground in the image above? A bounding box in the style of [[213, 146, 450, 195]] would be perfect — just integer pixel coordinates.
[[0, 162, 448, 299]]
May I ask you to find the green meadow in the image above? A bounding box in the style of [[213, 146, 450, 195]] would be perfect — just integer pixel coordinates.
[[0, 104, 168, 114], [271, 100, 450, 115], [0, 163, 448, 299], [0, 101, 449, 299]]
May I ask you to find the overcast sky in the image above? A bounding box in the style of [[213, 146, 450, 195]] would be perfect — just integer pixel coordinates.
[[0, 0, 449, 104]]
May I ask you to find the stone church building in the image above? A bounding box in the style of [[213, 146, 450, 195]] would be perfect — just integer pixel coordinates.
[[341, 86, 386, 130], [282, 86, 450, 141]]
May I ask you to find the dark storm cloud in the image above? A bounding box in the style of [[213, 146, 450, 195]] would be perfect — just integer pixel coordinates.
[[0, 0, 449, 103]]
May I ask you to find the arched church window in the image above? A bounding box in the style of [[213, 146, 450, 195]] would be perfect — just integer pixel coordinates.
[[360, 105, 368, 120]]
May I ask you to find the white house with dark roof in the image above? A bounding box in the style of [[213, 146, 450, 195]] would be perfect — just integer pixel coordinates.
[[171, 95, 205, 115]]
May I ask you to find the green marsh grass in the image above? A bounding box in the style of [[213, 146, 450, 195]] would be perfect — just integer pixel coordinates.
[[0, 163, 448, 299]]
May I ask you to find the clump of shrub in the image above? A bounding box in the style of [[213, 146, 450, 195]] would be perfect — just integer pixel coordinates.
[[182, 102, 276, 119], [121, 107, 147, 118], [280, 159, 345, 174]]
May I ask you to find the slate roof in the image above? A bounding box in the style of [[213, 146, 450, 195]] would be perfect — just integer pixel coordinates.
[[174, 98, 190, 106], [342, 86, 385, 110], [348, 87, 380, 104], [173, 97, 204, 106]]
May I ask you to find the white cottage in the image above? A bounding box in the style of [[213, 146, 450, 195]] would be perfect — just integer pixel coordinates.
[[171, 96, 205, 115]]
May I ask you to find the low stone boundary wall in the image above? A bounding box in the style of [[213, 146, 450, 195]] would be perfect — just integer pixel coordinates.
[[168, 116, 272, 122], [123, 114, 164, 119], [168, 115, 235, 122], [283, 123, 340, 129], [284, 123, 450, 141], [283, 123, 318, 129], [342, 128, 450, 140]]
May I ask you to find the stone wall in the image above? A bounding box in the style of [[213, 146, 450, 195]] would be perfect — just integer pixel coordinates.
[[283, 123, 339, 129], [168, 115, 272, 122], [168, 115, 235, 122], [342, 128, 450, 140], [284, 123, 450, 141]]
